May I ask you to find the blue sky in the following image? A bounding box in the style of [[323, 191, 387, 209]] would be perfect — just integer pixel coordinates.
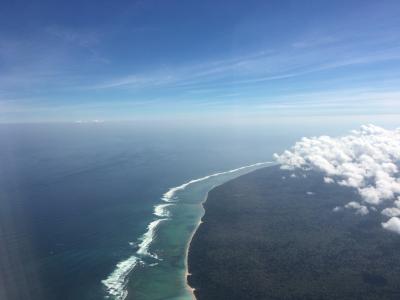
[[1, 0, 400, 122]]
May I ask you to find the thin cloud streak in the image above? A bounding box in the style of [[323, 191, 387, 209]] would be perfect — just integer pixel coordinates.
[[85, 45, 400, 93]]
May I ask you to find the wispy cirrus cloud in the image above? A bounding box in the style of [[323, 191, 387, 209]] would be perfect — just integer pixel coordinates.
[[1, 13, 400, 122], [86, 43, 400, 92], [291, 36, 340, 49]]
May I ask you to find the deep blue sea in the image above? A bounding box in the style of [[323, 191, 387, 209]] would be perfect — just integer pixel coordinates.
[[0, 122, 361, 300]]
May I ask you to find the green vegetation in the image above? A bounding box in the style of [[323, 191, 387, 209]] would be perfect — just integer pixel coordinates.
[[188, 166, 400, 300]]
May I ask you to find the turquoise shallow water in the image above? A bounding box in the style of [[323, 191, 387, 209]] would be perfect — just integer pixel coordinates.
[[104, 162, 273, 300]]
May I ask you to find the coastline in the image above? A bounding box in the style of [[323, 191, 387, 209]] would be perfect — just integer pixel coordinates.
[[185, 165, 275, 299], [104, 162, 272, 300], [184, 189, 214, 299], [184, 163, 275, 299]]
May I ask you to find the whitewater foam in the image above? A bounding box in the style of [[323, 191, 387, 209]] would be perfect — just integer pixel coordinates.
[[101, 256, 141, 300], [101, 218, 166, 300], [154, 203, 172, 217], [102, 161, 272, 300], [161, 162, 270, 202], [136, 218, 166, 258]]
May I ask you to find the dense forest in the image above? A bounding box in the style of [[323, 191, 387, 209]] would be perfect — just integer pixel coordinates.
[[188, 165, 400, 300]]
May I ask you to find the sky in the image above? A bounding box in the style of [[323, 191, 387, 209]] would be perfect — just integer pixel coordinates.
[[1, 0, 400, 123]]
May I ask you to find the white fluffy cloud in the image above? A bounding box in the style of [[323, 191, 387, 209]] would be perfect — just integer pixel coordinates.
[[324, 177, 335, 184], [345, 201, 369, 216], [274, 125, 400, 233], [381, 207, 400, 217], [381, 198, 400, 218], [382, 217, 400, 234]]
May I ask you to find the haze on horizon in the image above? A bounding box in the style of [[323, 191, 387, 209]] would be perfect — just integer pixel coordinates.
[[1, 0, 400, 123]]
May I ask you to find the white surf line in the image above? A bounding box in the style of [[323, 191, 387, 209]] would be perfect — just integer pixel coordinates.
[[136, 218, 166, 258], [102, 256, 140, 299], [154, 203, 172, 218], [102, 217, 167, 300], [161, 161, 272, 202], [102, 161, 272, 300]]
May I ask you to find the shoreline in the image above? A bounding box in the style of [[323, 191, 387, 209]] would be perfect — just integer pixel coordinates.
[[184, 164, 275, 299], [184, 189, 215, 299], [104, 161, 272, 300]]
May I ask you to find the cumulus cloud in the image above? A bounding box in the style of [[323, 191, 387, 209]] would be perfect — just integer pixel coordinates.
[[324, 177, 335, 184], [382, 217, 400, 234], [381, 207, 400, 217], [274, 125, 400, 233], [345, 201, 369, 215], [332, 206, 342, 212]]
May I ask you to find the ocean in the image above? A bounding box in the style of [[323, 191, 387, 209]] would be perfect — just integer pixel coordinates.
[[0, 122, 356, 300]]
